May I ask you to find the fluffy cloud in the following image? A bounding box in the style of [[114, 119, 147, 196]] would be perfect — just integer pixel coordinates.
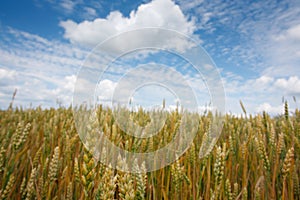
[[0, 68, 17, 80], [96, 79, 117, 103], [0, 73, 77, 109], [222, 73, 300, 115], [59, 0, 196, 49], [255, 103, 283, 115], [255, 76, 274, 85], [274, 24, 300, 41], [63, 75, 77, 92], [274, 76, 300, 94]]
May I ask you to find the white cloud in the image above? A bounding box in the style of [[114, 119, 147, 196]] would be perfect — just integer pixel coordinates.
[[263, 24, 300, 73], [274, 76, 300, 94], [0, 68, 17, 80], [83, 61, 207, 110], [242, 75, 275, 92], [178, 0, 300, 78], [255, 103, 283, 115], [0, 72, 77, 109], [63, 75, 77, 92], [243, 8, 300, 77], [2, 0, 299, 116], [0, 28, 88, 108], [274, 24, 300, 41], [255, 76, 274, 85], [96, 79, 117, 102], [176, 0, 204, 11], [59, 0, 196, 49], [43, 0, 103, 20], [0, 25, 296, 115], [83, 7, 97, 19], [60, 0, 77, 13], [222, 73, 300, 115]]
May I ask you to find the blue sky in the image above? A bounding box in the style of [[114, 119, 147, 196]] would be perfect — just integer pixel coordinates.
[[0, 0, 300, 115]]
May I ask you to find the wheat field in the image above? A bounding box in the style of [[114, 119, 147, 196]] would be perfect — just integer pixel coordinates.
[[0, 103, 299, 200]]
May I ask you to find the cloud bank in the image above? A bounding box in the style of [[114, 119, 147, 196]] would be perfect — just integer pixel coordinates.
[[59, 0, 196, 49]]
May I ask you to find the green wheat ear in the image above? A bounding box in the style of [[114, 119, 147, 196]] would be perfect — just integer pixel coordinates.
[[213, 144, 226, 199], [255, 137, 270, 172], [66, 182, 73, 200], [81, 149, 96, 199], [284, 101, 289, 121], [293, 168, 300, 198], [171, 155, 190, 193], [199, 130, 216, 159], [74, 158, 80, 183], [0, 147, 6, 174], [242, 187, 248, 200], [96, 164, 117, 200], [225, 179, 233, 200], [0, 174, 15, 200], [133, 159, 147, 200]]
